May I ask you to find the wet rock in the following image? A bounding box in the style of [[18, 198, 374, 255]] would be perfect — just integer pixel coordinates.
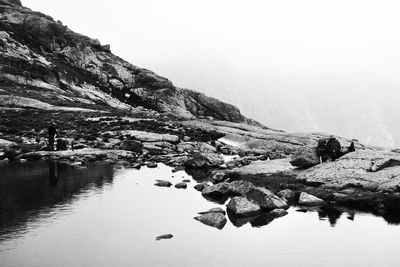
[[202, 182, 230, 198], [194, 212, 227, 229], [175, 182, 187, 189], [119, 140, 143, 153], [226, 197, 261, 216], [185, 152, 224, 168], [227, 180, 255, 196], [245, 187, 288, 210], [298, 192, 326, 206], [210, 171, 228, 184], [290, 146, 320, 168], [182, 179, 191, 183], [155, 234, 173, 241], [198, 207, 226, 215], [194, 183, 208, 192], [277, 189, 296, 202], [155, 180, 172, 187]]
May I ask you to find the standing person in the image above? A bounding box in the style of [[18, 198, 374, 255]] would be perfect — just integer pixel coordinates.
[[48, 122, 58, 151]]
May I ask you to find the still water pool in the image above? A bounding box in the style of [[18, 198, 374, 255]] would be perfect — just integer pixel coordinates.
[[1, 161, 400, 267]]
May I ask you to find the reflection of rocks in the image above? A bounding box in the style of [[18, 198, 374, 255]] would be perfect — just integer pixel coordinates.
[[226, 197, 261, 216], [317, 206, 342, 227], [194, 212, 227, 229], [298, 192, 326, 206]]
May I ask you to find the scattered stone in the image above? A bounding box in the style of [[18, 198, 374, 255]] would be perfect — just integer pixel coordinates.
[[175, 182, 187, 189], [246, 187, 288, 210], [226, 196, 261, 216], [298, 192, 326, 206], [194, 212, 227, 229], [155, 180, 172, 187], [185, 152, 224, 168], [155, 234, 173, 241]]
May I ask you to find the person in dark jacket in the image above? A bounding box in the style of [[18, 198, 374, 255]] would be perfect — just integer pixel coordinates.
[[325, 136, 342, 161], [48, 122, 58, 151]]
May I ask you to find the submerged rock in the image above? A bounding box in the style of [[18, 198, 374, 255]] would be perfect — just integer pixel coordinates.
[[245, 187, 288, 210], [226, 197, 261, 216], [194, 212, 227, 229], [298, 192, 326, 206]]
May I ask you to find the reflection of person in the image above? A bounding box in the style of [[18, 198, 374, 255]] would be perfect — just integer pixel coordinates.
[[48, 122, 58, 151], [48, 161, 60, 186]]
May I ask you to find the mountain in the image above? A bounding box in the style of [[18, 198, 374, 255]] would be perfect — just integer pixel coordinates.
[[0, 0, 251, 123]]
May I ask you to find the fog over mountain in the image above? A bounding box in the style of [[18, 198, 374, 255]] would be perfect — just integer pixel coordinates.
[[25, 0, 400, 148]]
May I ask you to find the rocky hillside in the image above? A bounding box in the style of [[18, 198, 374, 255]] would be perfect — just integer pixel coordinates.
[[0, 0, 247, 122]]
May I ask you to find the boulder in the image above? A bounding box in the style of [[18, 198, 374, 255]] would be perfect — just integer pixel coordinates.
[[277, 189, 296, 202], [119, 140, 143, 153], [227, 180, 255, 196], [290, 146, 320, 168], [245, 187, 288, 210], [226, 197, 261, 216], [185, 152, 224, 168], [154, 180, 172, 187], [269, 208, 289, 218], [298, 192, 326, 206], [194, 212, 227, 229], [194, 183, 208, 191]]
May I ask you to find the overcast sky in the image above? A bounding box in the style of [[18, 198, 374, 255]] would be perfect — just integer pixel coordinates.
[[22, 0, 400, 146]]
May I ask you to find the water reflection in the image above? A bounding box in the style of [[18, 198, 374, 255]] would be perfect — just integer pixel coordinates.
[[0, 161, 114, 241]]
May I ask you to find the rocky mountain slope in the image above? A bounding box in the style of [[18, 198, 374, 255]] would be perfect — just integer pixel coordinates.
[[0, 0, 248, 122]]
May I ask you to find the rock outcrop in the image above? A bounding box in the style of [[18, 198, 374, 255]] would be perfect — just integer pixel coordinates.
[[0, 1, 249, 122]]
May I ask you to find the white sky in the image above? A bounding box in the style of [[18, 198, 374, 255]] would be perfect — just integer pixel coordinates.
[[21, 0, 400, 146]]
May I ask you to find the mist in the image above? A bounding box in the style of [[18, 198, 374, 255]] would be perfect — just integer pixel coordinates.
[[24, 0, 400, 147]]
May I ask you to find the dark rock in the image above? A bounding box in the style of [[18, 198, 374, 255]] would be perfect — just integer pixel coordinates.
[[154, 180, 172, 187], [298, 192, 326, 206], [290, 146, 320, 168], [194, 212, 227, 229], [120, 140, 143, 153], [245, 187, 288, 210], [4, 148, 19, 161], [146, 162, 158, 168], [155, 234, 173, 241], [175, 182, 187, 189], [226, 196, 261, 216], [269, 208, 289, 217]]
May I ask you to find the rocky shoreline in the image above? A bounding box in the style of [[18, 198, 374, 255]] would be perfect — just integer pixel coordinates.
[[2, 109, 400, 227]]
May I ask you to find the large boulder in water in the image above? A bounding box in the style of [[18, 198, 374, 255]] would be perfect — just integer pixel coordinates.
[[245, 187, 288, 210], [226, 197, 261, 216], [290, 146, 320, 168]]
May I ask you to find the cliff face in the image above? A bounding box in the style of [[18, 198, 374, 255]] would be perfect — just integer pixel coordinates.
[[0, 0, 245, 121]]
